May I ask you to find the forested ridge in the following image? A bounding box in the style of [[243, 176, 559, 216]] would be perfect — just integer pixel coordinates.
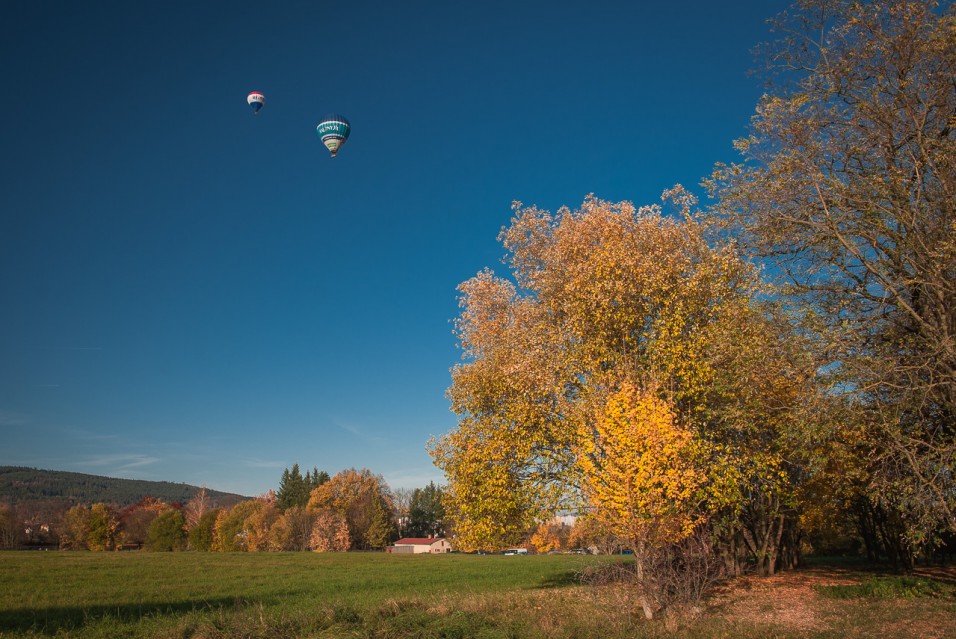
[[0, 466, 246, 507]]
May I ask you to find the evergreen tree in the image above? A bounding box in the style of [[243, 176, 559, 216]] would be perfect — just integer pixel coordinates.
[[277, 464, 307, 511], [277, 464, 332, 511], [407, 482, 446, 538], [306, 468, 330, 493]]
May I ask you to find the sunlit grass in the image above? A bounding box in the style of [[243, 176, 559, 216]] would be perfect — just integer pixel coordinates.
[[0, 551, 603, 637], [1, 552, 954, 638]]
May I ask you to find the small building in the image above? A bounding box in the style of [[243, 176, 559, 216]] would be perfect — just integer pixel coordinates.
[[387, 537, 453, 554]]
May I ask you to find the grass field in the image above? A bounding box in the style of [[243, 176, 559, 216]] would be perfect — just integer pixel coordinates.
[[1, 551, 954, 638]]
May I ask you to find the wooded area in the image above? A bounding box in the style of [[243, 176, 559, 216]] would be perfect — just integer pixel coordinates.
[[430, 0, 956, 619]]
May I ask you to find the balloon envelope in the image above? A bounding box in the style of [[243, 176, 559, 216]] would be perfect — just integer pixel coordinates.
[[316, 114, 351, 157], [247, 92, 265, 114]]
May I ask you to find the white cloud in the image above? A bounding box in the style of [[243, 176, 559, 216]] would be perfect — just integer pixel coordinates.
[[79, 454, 160, 470], [240, 458, 288, 470], [0, 410, 31, 427], [334, 419, 389, 447], [382, 465, 446, 491], [63, 428, 120, 443]]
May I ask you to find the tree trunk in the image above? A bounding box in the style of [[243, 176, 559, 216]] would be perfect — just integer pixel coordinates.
[[778, 515, 802, 570], [854, 498, 882, 562], [634, 541, 656, 620], [713, 518, 744, 577], [765, 515, 785, 576], [740, 493, 786, 577]]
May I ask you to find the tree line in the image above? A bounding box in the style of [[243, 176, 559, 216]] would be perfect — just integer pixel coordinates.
[[0, 465, 450, 553]]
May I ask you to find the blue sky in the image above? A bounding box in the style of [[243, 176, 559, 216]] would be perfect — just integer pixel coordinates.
[[1, 0, 789, 497]]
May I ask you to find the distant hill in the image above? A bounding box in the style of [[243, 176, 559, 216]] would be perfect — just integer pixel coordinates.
[[0, 466, 248, 508]]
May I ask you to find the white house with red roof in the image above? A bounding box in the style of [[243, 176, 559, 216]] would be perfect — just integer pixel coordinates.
[[388, 537, 453, 554]]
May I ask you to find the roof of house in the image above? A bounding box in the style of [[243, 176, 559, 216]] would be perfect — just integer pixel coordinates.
[[394, 537, 447, 545]]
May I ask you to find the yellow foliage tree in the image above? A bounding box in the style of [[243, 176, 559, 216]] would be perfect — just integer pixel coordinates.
[[430, 415, 543, 552], [578, 385, 708, 549], [529, 520, 567, 554], [212, 500, 260, 552], [578, 384, 711, 618], [87, 503, 118, 551], [432, 195, 817, 575], [59, 504, 91, 550]]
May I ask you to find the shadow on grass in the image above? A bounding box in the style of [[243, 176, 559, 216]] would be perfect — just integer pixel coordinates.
[[0, 597, 247, 634], [915, 565, 956, 588], [535, 560, 638, 590], [533, 570, 581, 589], [805, 556, 956, 587]]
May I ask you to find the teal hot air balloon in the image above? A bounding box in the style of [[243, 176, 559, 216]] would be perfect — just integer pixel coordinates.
[[316, 114, 351, 157]]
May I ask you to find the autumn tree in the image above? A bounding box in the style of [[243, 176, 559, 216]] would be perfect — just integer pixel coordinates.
[[189, 508, 220, 551], [60, 504, 91, 550], [578, 384, 713, 618], [695, 296, 819, 577], [116, 497, 169, 548], [309, 508, 351, 552], [243, 496, 280, 552], [86, 503, 118, 551], [0, 504, 20, 549], [183, 486, 213, 531], [212, 501, 261, 552], [432, 424, 542, 552], [269, 506, 317, 551], [530, 520, 568, 554], [708, 0, 956, 553], [307, 469, 394, 550], [431, 195, 815, 573]]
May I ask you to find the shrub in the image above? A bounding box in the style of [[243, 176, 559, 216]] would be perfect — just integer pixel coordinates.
[[146, 510, 187, 551]]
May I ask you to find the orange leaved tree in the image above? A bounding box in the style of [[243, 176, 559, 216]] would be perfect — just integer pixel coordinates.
[[307, 468, 394, 550]]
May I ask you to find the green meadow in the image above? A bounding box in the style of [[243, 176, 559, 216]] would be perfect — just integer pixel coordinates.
[[2, 552, 954, 639], [0, 552, 605, 638]]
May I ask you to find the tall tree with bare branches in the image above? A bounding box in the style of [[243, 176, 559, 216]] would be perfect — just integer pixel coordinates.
[[708, 0, 956, 551]]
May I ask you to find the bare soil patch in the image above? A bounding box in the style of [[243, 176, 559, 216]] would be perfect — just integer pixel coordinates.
[[707, 564, 956, 638]]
